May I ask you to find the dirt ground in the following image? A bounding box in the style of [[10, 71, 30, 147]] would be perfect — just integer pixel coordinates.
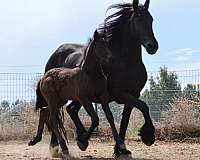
[[0, 139, 200, 160]]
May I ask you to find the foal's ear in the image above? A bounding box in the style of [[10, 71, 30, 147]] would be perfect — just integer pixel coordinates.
[[132, 0, 139, 10], [93, 30, 100, 41], [144, 0, 150, 9]]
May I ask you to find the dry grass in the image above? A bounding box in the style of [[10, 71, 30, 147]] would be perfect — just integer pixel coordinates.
[[2, 97, 200, 142], [0, 106, 40, 141], [155, 97, 200, 141]]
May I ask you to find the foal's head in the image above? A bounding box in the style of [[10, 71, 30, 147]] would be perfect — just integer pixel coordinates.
[[86, 30, 112, 65]]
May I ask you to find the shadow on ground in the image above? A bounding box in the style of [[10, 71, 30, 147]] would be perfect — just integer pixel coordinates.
[[71, 155, 161, 160]]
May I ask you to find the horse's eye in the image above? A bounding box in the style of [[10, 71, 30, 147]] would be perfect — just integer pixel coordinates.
[[134, 12, 142, 17]]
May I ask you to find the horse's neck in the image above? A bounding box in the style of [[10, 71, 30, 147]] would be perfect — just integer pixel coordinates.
[[112, 22, 142, 63], [82, 50, 102, 77]]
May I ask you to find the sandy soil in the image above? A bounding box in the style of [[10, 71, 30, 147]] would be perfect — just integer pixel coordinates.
[[0, 139, 200, 160]]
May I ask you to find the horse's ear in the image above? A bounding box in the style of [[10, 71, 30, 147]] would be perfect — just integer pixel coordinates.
[[93, 30, 100, 41], [132, 0, 139, 10], [144, 0, 150, 9]]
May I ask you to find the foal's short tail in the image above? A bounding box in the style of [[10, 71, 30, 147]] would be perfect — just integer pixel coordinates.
[[57, 107, 68, 142], [35, 79, 48, 110]]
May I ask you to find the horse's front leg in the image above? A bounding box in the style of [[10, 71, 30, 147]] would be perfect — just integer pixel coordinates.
[[114, 93, 155, 155], [77, 98, 99, 151]]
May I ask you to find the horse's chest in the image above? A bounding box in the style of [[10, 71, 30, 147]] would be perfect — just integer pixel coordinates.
[[129, 69, 147, 87], [108, 65, 147, 94]]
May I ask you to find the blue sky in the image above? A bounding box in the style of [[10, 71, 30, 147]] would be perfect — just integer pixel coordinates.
[[0, 0, 200, 73]]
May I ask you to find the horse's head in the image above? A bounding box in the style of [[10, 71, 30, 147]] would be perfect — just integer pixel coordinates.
[[130, 0, 158, 54]]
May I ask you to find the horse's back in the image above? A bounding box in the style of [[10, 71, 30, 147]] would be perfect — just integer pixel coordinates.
[[45, 43, 85, 72]]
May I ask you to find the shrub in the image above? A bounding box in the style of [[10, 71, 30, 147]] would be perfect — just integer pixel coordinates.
[[155, 97, 200, 141]]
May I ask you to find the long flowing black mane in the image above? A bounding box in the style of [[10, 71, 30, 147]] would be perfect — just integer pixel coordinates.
[[98, 3, 133, 46]]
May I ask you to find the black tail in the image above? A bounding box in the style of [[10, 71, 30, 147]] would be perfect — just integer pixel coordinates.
[[57, 107, 68, 143], [35, 79, 48, 110]]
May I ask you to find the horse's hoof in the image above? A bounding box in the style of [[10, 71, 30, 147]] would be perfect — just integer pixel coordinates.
[[114, 147, 132, 159], [28, 137, 41, 146], [139, 123, 155, 146], [114, 152, 132, 160], [77, 140, 88, 151], [49, 146, 62, 158], [28, 139, 35, 146]]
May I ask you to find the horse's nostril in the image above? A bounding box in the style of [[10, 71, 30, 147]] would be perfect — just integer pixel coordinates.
[[147, 43, 153, 49]]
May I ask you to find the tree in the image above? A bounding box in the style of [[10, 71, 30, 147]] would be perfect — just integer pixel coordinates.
[[142, 67, 181, 121], [1, 100, 10, 112], [1, 100, 10, 108]]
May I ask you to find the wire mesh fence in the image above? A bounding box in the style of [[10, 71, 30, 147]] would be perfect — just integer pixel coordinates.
[[0, 69, 200, 140], [145, 69, 200, 122]]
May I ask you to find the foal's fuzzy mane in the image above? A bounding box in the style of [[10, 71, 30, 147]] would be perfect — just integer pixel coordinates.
[[79, 37, 93, 68]]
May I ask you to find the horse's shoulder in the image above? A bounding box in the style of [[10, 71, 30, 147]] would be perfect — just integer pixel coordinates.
[[64, 51, 84, 68]]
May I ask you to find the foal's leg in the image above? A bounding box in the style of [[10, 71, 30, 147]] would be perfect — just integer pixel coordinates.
[[48, 104, 69, 158], [28, 108, 48, 146], [77, 98, 99, 151]]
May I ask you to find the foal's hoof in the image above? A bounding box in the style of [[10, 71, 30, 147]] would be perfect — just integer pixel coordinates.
[[62, 150, 71, 160], [50, 146, 62, 158], [77, 140, 88, 151], [139, 123, 155, 146], [28, 137, 41, 146]]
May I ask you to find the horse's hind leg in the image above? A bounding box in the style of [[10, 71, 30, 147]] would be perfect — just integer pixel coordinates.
[[114, 105, 132, 156], [66, 101, 86, 136], [101, 103, 130, 156], [66, 101, 88, 150], [28, 108, 49, 146]]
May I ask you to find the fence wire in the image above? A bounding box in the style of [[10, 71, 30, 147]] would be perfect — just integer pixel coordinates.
[[0, 69, 200, 139]]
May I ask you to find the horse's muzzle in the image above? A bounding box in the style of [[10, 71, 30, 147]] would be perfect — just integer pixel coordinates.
[[145, 41, 158, 55]]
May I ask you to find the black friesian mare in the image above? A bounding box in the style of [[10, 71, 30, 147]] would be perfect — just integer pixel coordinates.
[[29, 0, 158, 157]]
